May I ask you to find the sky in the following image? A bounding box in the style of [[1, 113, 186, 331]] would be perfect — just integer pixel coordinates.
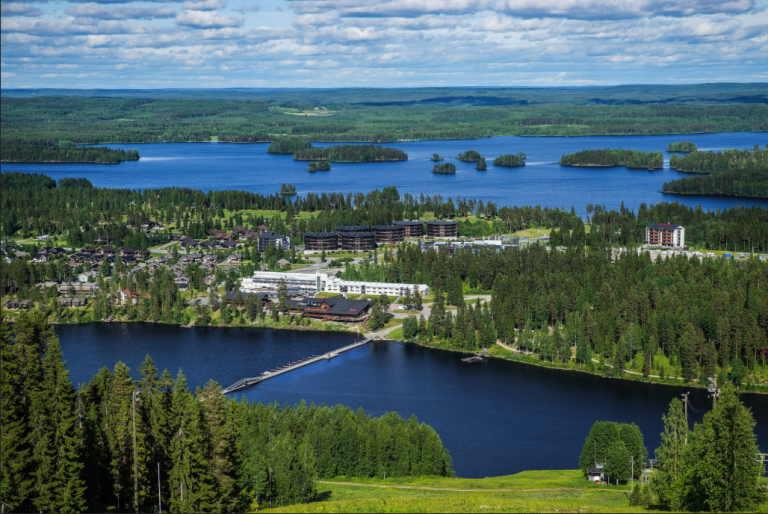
[[2, 0, 768, 88]]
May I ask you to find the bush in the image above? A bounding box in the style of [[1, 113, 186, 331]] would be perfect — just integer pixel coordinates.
[[628, 484, 652, 507]]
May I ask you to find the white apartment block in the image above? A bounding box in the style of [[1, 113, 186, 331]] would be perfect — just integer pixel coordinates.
[[241, 271, 430, 298]]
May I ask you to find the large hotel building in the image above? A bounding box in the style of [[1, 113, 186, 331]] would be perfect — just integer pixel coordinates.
[[645, 223, 685, 247]]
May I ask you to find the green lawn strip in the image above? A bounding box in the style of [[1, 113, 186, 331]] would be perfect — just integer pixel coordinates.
[[387, 327, 404, 339]]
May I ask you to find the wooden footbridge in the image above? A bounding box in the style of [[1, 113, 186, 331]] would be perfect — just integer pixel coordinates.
[[222, 338, 372, 394]]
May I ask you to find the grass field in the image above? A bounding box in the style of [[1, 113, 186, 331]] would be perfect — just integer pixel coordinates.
[[261, 471, 651, 513]]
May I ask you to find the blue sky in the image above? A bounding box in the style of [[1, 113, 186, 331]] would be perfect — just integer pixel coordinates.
[[2, 0, 767, 88]]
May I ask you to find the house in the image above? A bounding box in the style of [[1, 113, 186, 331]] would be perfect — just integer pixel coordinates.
[[100, 246, 116, 255], [77, 271, 98, 283], [277, 258, 291, 268], [120, 247, 135, 257], [224, 291, 269, 306], [58, 282, 96, 296], [58, 297, 88, 308], [119, 289, 139, 305], [82, 246, 97, 254], [219, 241, 238, 250], [31, 253, 50, 263], [289, 295, 372, 322], [200, 240, 217, 250], [4, 299, 33, 310], [37, 235, 52, 241], [258, 232, 290, 252], [225, 254, 243, 264], [180, 236, 197, 248], [175, 281, 190, 291], [203, 254, 218, 264], [587, 465, 606, 484]]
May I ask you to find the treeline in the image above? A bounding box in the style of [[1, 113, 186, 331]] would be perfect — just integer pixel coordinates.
[[0, 312, 452, 512], [1, 140, 139, 163], [293, 144, 407, 162], [669, 144, 767, 173], [345, 240, 768, 381], [268, 139, 312, 154], [559, 149, 663, 170], [492, 154, 525, 167], [432, 163, 456, 174], [662, 163, 768, 198], [476, 158, 487, 170], [666, 141, 697, 152], [4, 97, 768, 145], [308, 161, 330, 171], [457, 150, 481, 162]]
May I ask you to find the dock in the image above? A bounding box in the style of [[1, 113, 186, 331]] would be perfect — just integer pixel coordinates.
[[222, 338, 371, 394], [461, 355, 484, 363]]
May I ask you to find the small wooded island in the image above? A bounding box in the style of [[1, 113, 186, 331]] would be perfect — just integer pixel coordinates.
[[559, 149, 663, 170], [493, 154, 526, 167], [669, 145, 766, 173], [293, 144, 408, 162], [1, 140, 140, 164], [278, 183, 297, 194], [666, 141, 697, 153], [476, 157, 487, 170], [308, 160, 331, 171], [432, 163, 456, 174], [430, 153, 444, 161], [267, 139, 312, 154], [457, 150, 481, 162]]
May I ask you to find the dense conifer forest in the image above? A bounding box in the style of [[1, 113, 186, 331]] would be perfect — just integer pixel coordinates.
[[268, 139, 312, 154], [432, 163, 456, 174], [560, 149, 663, 170], [662, 163, 768, 198], [0, 313, 452, 512], [666, 141, 697, 153], [492, 154, 526, 167], [457, 150, 481, 162], [1, 140, 139, 163], [292, 145, 407, 162], [3, 95, 768, 145], [669, 144, 767, 173], [476, 157, 488, 170]]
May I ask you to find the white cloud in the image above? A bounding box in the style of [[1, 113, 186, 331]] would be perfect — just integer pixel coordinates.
[[181, 0, 227, 11], [493, 0, 755, 20], [65, 4, 176, 20], [233, 3, 261, 14], [176, 9, 243, 28], [1, 3, 41, 17]]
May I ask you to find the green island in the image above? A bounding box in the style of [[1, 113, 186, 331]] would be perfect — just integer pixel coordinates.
[[430, 153, 444, 161], [493, 153, 526, 167], [1, 139, 139, 163], [457, 149, 481, 162], [475, 157, 487, 170], [560, 149, 663, 170], [308, 160, 331, 171], [293, 144, 407, 162], [663, 144, 768, 198], [278, 183, 297, 194], [432, 162, 456, 174], [666, 141, 697, 153], [268, 138, 312, 154]]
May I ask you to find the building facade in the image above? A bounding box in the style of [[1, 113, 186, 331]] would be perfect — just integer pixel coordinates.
[[645, 223, 685, 247], [258, 232, 291, 252], [339, 232, 376, 250], [426, 220, 458, 238], [241, 272, 430, 298], [372, 225, 406, 244], [304, 232, 338, 251], [393, 220, 424, 237]]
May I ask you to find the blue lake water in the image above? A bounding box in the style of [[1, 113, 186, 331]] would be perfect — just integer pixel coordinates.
[[54, 323, 768, 479], [3, 133, 767, 215]]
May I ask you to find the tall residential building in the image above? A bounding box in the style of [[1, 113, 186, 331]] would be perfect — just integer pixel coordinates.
[[645, 223, 685, 247]]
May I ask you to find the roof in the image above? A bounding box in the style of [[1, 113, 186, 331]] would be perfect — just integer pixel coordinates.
[[372, 225, 404, 231], [393, 220, 424, 226], [587, 467, 605, 474], [336, 226, 369, 231], [647, 223, 682, 230], [292, 296, 371, 315], [339, 232, 375, 238], [305, 232, 338, 238], [426, 220, 458, 226], [258, 232, 288, 240]]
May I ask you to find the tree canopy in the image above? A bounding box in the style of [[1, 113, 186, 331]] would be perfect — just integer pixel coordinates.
[[560, 149, 663, 170], [493, 154, 526, 167]]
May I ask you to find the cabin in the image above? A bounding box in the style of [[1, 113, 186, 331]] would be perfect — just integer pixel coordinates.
[[58, 297, 88, 308], [587, 464, 606, 484], [277, 258, 291, 268]]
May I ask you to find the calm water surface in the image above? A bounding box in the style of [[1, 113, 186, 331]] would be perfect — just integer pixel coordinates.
[[55, 323, 768, 478], [4, 133, 767, 215]]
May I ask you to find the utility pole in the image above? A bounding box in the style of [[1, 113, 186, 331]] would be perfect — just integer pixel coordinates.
[[631, 456, 634, 493], [132, 390, 140, 514], [158, 462, 162, 513], [681, 392, 690, 444]]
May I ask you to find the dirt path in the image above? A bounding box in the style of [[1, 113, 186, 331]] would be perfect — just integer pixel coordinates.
[[318, 481, 599, 493]]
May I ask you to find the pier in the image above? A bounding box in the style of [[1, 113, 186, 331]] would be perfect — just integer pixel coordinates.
[[222, 338, 372, 394]]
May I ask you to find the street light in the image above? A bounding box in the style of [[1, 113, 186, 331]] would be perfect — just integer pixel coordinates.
[[132, 390, 141, 514]]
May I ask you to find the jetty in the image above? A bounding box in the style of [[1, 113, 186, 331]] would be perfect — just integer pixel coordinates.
[[222, 338, 371, 394], [461, 355, 484, 363]]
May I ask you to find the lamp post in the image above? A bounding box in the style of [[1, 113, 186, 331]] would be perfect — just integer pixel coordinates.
[[132, 390, 141, 514]]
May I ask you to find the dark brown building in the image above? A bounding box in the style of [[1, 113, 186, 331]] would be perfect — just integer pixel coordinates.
[[427, 220, 458, 238], [304, 232, 339, 251], [373, 225, 405, 244], [339, 232, 376, 251], [393, 220, 424, 237]]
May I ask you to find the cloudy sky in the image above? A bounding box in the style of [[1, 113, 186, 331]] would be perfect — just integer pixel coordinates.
[[2, 0, 767, 88]]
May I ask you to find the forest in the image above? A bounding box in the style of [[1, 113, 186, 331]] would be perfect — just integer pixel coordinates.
[[476, 157, 487, 170], [307, 161, 331, 172], [0, 312, 452, 513], [430, 153, 444, 161], [292, 145, 407, 162], [457, 150, 481, 162], [268, 139, 312, 154], [662, 162, 768, 198], [5, 97, 767, 146], [278, 183, 297, 195], [492, 154, 526, 167], [1, 140, 139, 163], [432, 163, 456, 174], [669, 144, 767, 173], [559, 149, 663, 170], [666, 141, 697, 153]]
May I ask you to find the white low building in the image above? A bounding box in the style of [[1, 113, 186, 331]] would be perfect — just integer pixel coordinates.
[[241, 271, 430, 298]]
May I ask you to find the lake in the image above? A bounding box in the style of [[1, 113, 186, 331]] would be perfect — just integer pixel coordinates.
[[54, 323, 768, 479], [3, 133, 767, 215]]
